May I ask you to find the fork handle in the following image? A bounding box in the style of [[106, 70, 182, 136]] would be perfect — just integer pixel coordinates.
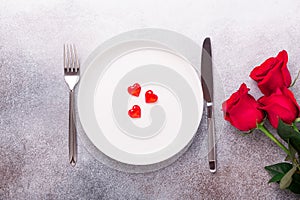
[[69, 89, 77, 166]]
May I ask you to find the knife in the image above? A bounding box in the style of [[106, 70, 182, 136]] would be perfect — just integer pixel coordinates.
[[201, 37, 216, 173]]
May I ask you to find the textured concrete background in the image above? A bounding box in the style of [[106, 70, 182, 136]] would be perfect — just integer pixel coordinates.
[[1, 0, 300, 199]]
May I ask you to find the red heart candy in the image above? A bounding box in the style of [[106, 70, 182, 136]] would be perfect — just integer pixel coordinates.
[[128, 105, 141, 118], [128, 83, 141, 97], [145, 90, 158, 103]]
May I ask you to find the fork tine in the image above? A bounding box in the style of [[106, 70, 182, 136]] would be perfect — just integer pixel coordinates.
[[64, 44, 67, 70], [70, 44, 72, 72], [67, 44, 72, 72], [73, 44, 79, 72], [72, 44, 76, 72], [65, 44, 69, 72]]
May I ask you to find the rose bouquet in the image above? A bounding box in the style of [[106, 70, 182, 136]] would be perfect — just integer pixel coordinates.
[[222, 50, 300, 194]]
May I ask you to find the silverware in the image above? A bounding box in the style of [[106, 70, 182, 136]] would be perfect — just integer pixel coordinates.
[[201, 38, 216, 173], [64, 44, 80, 167]]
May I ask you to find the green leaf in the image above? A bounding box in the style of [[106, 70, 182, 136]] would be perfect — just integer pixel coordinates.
[[265, 163, 300, 194], [280, 166, 297, 189], [265, 162, 293, 179], [289, 172, 300, 194], [268, 173, 285, 183], [288, 141, 297, 162], [295, 118, 300, 123], [277, 120, 300, 154]]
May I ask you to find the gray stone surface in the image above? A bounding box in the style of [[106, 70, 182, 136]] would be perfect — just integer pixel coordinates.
[[1, 0, 300, 199]]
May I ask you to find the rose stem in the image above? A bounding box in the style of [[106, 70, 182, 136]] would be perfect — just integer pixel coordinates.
[[292, 123, 299, 132], [257, 124, 290, 155], [290, 69, 300, 87]]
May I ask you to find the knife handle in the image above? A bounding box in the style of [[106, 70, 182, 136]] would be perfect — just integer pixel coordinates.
[[207, 104, 216, 173]]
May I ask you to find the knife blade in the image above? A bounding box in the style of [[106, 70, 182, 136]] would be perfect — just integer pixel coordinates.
[[201, 37, 216, 173]]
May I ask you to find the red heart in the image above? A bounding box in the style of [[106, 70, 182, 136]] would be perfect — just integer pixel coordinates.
[[145, 90, 158, 103], [128, 105, 141, 118], [128, 83, 141, 97]]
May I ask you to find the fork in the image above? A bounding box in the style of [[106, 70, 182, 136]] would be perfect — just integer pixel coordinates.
[[64, 44, 80, 167]]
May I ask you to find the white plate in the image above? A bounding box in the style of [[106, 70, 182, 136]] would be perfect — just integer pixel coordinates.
[[78, 40, 203, 165]]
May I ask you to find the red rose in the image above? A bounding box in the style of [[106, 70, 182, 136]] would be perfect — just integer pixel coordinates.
[[258, 87, 300, 128], [249, 50, 291, 96], [222, 83, 265, 131]]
